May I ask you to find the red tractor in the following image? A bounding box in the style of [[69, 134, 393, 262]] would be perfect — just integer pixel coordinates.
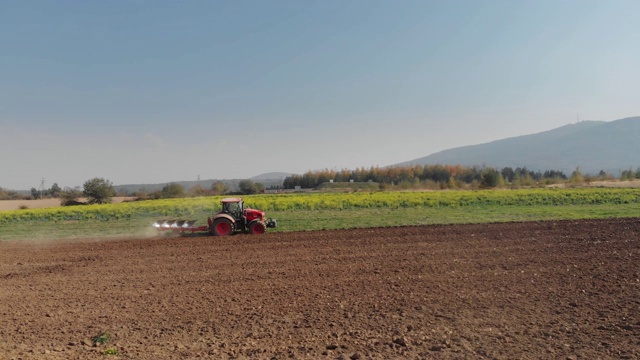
[[153, 197, 277, 236]]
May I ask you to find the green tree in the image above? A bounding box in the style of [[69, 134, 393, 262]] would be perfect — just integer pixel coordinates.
[[239, 179, 264, 194], [83, 178, 116, 204], [501, 167, 515, 183], [480, 168, 502, 188], [49, 183, 62, 197], [187, 184, 210, 197], [0, 187, 8, 200], [60, 187, 84, 206], [211, 181, 230, 195], [160, 183, 185, 198], [620, 167, 636, 181], [569, 167, 584, 184]]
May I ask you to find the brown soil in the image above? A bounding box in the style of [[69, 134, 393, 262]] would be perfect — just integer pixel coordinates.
[[1, 219, 639, 359]]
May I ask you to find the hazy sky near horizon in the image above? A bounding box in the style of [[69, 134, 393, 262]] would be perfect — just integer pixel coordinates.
[[2, 1, 639, 190]]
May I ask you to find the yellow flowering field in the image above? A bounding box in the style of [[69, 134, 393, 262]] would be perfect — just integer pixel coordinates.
[[2, 188, 640, 223]]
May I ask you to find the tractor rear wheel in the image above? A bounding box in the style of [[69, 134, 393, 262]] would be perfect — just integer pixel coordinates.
[[212, 219, 234, 236], [248, 221, 266, 235]]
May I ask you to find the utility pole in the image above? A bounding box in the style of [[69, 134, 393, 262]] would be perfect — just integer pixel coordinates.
[[39, 178, 45, 199]]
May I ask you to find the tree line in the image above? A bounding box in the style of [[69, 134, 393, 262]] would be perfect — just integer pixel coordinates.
[[0, 178, 267, 204], [282, 165, 628, 190], [2, 164, 639, 203]]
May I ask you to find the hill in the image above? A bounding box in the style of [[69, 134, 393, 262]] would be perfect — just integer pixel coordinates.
[[250, 172, 292, 181], [395, 116, 640, 175]]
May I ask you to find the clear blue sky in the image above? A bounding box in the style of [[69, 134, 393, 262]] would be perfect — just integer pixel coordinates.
[[2, 1, 639, 190]]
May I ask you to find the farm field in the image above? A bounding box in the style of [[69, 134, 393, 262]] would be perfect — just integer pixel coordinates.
[[3, 188, 640, 241], [1, 218, 639, 359]]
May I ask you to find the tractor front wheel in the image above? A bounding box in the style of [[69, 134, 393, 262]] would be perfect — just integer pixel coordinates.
[[248, 221, 266, 235], [213, 219, 234, 236]]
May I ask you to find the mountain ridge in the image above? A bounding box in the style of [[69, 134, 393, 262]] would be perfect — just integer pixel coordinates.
[[394, 116, 640, 175]]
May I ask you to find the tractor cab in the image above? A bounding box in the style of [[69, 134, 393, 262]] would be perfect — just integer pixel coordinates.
[[220, 197, 267, 224], [221, 198, 244, 220]]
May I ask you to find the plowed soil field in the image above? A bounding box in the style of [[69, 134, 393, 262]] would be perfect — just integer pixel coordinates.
[[1, 218, 639, 359]]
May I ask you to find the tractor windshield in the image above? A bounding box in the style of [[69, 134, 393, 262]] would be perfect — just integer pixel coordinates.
[[223, 201, 243, 217]]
